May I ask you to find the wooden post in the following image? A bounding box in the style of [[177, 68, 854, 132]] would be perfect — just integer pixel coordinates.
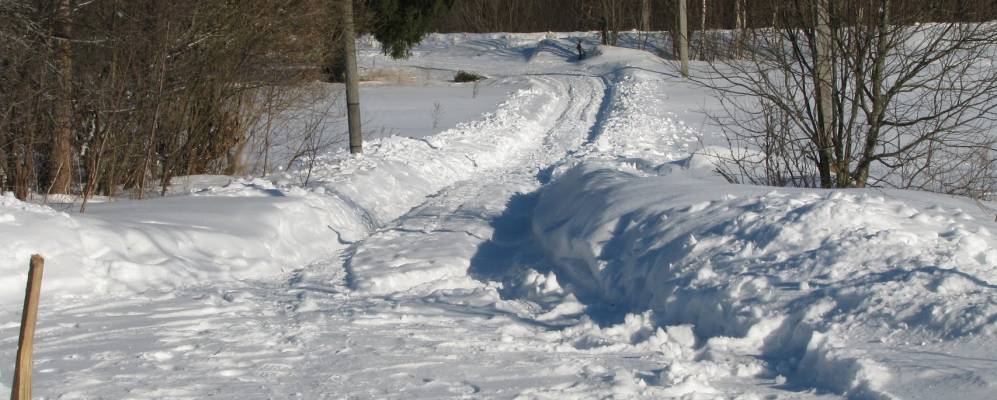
[[678, 0, 689, 77], [342, 0, 363, 155], [11, 255, 44, 400]]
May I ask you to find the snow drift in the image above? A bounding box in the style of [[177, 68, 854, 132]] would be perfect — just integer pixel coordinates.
[[532, 159, 997, 397], [0, 181, 364, 305]]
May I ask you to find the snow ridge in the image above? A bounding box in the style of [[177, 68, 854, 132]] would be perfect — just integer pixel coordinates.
[[532, 161, 997, 398]]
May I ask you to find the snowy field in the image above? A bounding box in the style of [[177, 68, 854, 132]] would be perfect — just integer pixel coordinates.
[[1, 32, 995, 399]]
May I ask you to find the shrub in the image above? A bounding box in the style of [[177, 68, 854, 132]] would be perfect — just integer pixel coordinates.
[[454, 70, 485, 82]]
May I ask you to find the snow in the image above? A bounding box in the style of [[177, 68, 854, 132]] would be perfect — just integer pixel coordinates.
[[0, 182, 362, 305], [355, 81, 521, 139], [532, 161, 997, 398], [2, 32, 996, 399]]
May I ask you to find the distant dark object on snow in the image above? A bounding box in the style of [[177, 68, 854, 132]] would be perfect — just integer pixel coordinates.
[[454, 70, 486, 83]]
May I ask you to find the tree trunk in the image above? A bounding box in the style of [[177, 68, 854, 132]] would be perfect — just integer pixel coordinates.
[[699, 0, 707, 59], [49, 0, 74, 195], [640, 0, 651, 49], [735, 0, 744, 30], [734, 0, 745, 57], [79, 119, 107, 214], [609, 2, 618, 46], [814, 0, 835, 188], [13, 149, 30, 201], [342, 0, 363, 154], [678, 0, 689, 77], [138, 37, 169, 200], [853, 0, 891, 188], [600, 16, 609, 45]]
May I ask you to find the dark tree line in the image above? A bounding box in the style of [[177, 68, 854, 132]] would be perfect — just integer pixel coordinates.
[[0, 0, 454, 206], [3, 0, 994, 206], [1, 0, 337, 206], [436, 0, 996, 34]]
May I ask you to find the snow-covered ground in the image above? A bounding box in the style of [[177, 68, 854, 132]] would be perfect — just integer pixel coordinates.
[[1, 33, 995, 399]]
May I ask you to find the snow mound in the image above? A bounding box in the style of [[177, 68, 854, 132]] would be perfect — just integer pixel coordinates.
[[0, 184, 365, 306], [532, 161, 997, 397]]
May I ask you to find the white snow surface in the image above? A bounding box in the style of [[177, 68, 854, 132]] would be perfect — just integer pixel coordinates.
[[1, 32, 995, 399]]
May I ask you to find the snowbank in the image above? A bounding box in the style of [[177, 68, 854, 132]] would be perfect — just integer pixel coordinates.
[[278, 80, 562, 228], [532, 160, 997, 397], [0, 182, 365, 306]]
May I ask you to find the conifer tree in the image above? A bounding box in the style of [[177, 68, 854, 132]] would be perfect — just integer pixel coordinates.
[[368, 0, 453, 58]]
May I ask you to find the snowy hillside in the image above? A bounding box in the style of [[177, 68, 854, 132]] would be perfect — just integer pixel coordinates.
[[1, 33, 995, 399]]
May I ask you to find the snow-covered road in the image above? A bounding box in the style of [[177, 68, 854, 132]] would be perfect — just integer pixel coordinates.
[[2, 33, 995, 399]]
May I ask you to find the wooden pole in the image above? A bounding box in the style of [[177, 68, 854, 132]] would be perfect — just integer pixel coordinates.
[[11, 255, 44, 400], [678, 0, 689, 77], [342, 0, 363, 155]]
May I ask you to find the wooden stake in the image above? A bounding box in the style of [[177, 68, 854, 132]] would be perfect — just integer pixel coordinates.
[[11, 255, 44, 400]]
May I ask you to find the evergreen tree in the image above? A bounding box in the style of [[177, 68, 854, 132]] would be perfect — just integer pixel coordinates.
[[368, 0, 453, 58]]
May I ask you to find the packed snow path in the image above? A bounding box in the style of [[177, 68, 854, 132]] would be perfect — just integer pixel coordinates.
[[345, 74, 604, 295], [2, 34, 995, 399]]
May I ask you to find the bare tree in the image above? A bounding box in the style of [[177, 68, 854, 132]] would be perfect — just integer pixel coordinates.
[[639, 0, 651, 50], [2, 0, 335, 204], [702, 1, 997, 193], [698, 0, 707, 58], [49, 0, 73, 195], [733, 0, 746, 57], [600, 0, 621, 46], [0, 0, 45, 200]]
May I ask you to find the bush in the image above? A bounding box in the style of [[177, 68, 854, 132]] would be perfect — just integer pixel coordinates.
[[454, 70, 485, 82]]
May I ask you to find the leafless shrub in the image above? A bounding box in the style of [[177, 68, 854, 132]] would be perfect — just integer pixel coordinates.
[[431, 101, 444, 130], [700, 1, 997, 196], [244, 83, 346, 179], [288, 94, 345, 186], [0, 0, 338, 207]]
